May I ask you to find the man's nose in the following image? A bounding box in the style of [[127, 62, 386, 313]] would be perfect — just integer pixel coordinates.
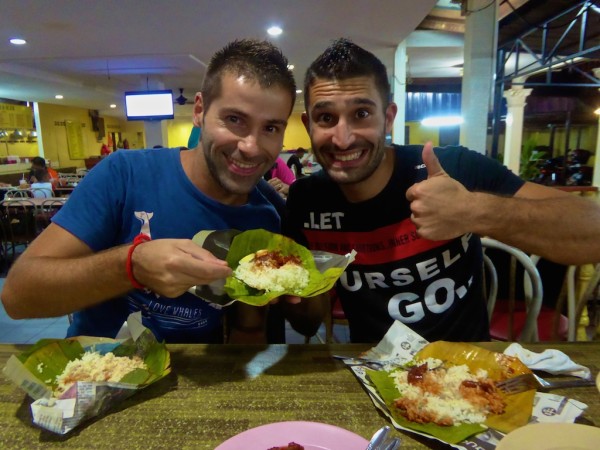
[[331, 119, 355, 149], [238, 133, 260, 155]]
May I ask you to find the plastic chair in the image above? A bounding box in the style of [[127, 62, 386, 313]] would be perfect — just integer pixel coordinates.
[[482, 237, 543, 342]]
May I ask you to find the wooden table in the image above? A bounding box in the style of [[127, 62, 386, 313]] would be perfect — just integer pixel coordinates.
[[1, 342, 599, 449]]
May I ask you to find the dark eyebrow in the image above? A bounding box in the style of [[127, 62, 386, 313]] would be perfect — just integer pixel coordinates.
[[223, 107, 287, 127], [312, 97, 377, 111]]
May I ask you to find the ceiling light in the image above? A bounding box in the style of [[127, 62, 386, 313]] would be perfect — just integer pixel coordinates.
[[9, 38, 26, 45], [110, 104, 117, 109], [287, 64, 294, 70], [267, 26, 283, 36], [296, 89, 303, 94], [421, 115, 463, 127], [55, 94, 64, 99]]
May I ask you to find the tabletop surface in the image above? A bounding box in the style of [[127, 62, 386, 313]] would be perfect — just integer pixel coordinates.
[[1, 341, 598, 449]]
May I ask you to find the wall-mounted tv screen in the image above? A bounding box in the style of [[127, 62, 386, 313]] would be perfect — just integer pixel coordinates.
[[124, 90, 174, 121]]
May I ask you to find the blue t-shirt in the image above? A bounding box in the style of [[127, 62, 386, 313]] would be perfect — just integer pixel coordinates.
[[53, 148, 279, 343]]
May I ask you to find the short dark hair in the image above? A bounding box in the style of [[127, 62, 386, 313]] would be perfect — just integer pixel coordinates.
[[31, 156, 47, 168], [33, 167, 49, 182], [201, 39, 296, 114], [304, 38, 391, 108]]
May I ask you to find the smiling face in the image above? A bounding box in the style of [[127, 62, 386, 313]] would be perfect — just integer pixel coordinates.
[[195, 73, 292, 204], [303, 76, 397, 191]]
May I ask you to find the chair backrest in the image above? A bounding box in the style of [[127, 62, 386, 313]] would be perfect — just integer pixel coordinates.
[[481, 237, 543, 342], [36, 198, 65, 232], [4, 189, 33, 199], [1, 199, 38, 246]]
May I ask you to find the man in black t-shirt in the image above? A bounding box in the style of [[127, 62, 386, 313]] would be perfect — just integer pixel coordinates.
[[282, 39, 600, 344]]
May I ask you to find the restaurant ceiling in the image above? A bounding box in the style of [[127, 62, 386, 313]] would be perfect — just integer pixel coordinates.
[[0, 0, 440, 117], [0, 0, 596, 121]]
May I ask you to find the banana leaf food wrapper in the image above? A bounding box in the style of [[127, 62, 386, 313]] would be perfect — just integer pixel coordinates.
[[190, 229, 355, 306], [2, 312, 171, 434], [366, 341, 535, 444]]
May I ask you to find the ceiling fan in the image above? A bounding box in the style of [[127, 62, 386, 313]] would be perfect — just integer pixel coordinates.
[[175, 88, 192, 106]]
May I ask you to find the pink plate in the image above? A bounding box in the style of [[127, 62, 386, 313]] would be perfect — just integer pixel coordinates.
[[215, 421, 369, 450]]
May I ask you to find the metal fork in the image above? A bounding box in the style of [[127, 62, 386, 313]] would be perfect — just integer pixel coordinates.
[[365, 426, 402, 450], [496, 373, 596, 395]]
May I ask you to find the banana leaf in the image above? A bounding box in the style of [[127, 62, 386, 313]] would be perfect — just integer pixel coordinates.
[[3, 313, 171, 434], [367, 341, 535, 444], [223, 229, 351, 306]]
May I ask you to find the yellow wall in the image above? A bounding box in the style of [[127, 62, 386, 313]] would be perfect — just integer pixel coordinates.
[[166, 119, 194, 148], [37, 103, 101, 168], [524, 126, 598, 155], [283, 112, 311, 150], [405, 122, 440, 146]]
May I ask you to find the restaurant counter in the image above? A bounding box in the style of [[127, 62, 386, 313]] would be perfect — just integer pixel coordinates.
[[1, 342, 598, 449]]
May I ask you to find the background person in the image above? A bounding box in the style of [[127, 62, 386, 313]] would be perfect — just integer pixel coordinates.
[[283, 38, 600, 344], [286, 147, 307, 178], [30, 168, 54, 198], [264, 156, 296, 199], [28, 156, 59, 190], [1, 39, 297, 345]]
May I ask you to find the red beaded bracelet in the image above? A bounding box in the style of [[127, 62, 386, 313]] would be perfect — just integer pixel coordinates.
[[126, 234, 151, 290]]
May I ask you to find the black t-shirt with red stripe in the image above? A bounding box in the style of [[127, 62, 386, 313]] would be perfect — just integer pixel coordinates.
[[284, 144, 525, 343]]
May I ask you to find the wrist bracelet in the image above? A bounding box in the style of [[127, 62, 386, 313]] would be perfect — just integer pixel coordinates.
[[126, 234, 151, 290]]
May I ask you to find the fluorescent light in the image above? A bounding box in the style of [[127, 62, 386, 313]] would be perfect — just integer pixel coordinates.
[[55, 94, 64, 99], [110, 104, 117, 109], [267, 26, 283, 36], [9, 38, 26, 45], [296, 89, 303, 94], [421, 115, 463, 127]]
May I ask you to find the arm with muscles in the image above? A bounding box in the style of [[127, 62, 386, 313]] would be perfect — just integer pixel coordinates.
[[406, 143, 600, 265], [1, 223, 232, 319]]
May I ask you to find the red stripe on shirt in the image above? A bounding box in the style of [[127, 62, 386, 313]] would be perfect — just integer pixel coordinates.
[[303, 219, 449, 265]]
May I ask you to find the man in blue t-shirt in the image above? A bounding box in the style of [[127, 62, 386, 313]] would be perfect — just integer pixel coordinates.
[[283, 39, 600, 343], [1, 39, 297, 344]]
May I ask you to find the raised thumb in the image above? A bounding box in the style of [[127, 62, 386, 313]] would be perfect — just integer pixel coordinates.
[[423, 142, 444, 178]]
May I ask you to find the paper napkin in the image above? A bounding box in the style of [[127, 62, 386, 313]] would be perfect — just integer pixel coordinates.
[[504, 343, 591, 379]]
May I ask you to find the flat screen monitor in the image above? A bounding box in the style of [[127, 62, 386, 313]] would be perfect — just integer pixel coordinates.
[[124, 90, 174, 121]]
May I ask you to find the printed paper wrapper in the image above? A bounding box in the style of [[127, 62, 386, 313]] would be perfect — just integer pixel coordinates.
[[2, 312, 171, 435], [342, 321, 588, 449], [189, 229, 355, 306]]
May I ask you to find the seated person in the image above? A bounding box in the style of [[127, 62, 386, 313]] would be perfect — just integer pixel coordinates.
[[29, 156, 59, 190], [30, 168, 54, 198], [264, 156, 296, 199], [286, 147, 307, 178], [1, 39, 298, 344]]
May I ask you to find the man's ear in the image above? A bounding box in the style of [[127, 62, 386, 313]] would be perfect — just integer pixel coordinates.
[[385, 102, 398, 134], [301, 111, 310, 132], [193, 92, 203, 127]]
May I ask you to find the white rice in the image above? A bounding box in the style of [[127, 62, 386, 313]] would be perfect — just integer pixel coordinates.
[[54, 351, 146, 396], [390, 361, 492, 425], [235, 259, 309, 292]]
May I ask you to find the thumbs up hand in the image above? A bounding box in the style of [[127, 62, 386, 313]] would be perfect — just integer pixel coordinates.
[[406, 142, 473, 241]]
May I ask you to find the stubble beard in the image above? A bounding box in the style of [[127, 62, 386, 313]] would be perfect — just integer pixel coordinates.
[[203, 143, 257, 196], [315, 134, 387, 186]]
